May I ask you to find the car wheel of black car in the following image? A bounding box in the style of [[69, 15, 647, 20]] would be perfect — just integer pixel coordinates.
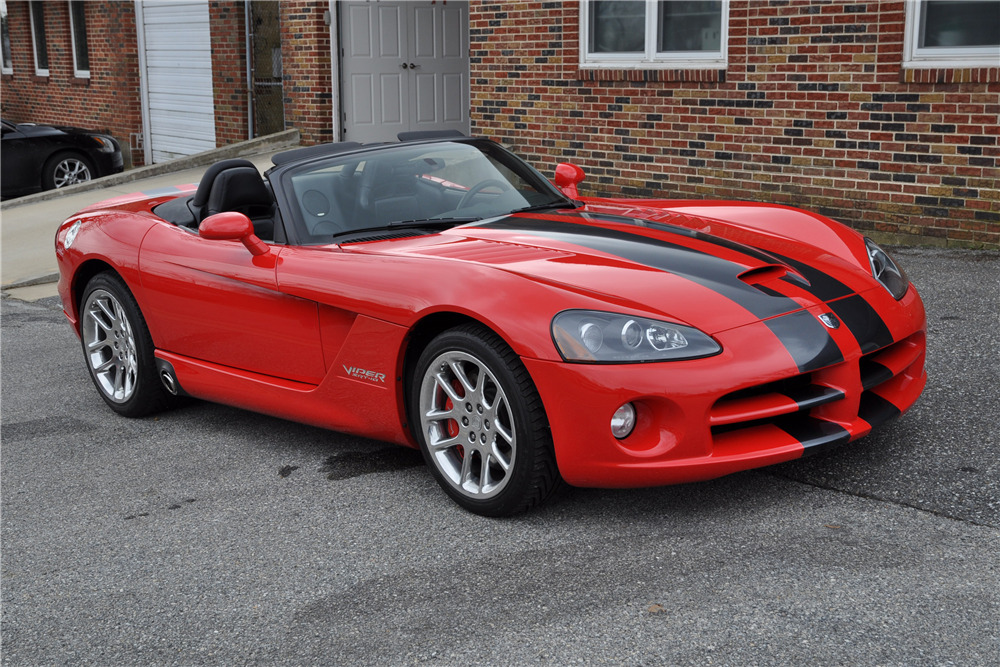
[[43, 151, 94, 190], [412, 324, 561, 516], [80, 273, 175, 418]]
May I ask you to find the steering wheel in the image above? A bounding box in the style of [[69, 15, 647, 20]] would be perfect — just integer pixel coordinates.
[[457, 179, 512, 210]]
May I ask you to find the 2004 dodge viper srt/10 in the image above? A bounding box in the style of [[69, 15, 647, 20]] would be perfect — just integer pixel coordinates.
[[55, 133, 926, 516]]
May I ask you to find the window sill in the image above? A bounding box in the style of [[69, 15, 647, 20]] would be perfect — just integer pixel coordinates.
[[70, 76, 91, 86], [578, 67, 726, 83], [901, 66, 999, 83]]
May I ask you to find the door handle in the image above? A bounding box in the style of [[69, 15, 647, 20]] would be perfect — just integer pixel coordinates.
[[400, 63, 421, 70]]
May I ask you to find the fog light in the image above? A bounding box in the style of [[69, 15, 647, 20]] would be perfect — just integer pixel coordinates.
[[611, 403, 636, 439]]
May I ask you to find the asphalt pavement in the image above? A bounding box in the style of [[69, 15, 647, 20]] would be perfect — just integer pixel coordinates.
[[2, 215, 998, 664]]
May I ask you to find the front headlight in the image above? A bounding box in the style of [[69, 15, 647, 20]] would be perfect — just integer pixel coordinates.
[[552, 310, 721, 363], [63, 219, 83, 248], [865, 238, 908, 300], [88, 135, 117, 153]]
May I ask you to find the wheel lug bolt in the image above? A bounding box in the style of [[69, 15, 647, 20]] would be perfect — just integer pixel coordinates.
[[477, 405, 483, 414], [468, 432, 476, 443], [484, 419, 490, 430], [465, 403, 472, 412], [462, 417, 469, 426], [480, 434, 486, 444]]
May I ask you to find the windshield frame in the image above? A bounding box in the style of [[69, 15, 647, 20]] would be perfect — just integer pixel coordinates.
[[268, 137, 575, 246]]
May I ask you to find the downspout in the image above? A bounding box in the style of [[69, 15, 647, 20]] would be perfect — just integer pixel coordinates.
[[245, 0, 254, 139]]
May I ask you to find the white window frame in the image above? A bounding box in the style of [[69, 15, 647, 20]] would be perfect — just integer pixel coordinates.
[[2, 1, 13, 75], [903, 0, 1000, 69], [68, 0, 90, 78], [580, 0, 729, 70], [29, 1, 48, 76]]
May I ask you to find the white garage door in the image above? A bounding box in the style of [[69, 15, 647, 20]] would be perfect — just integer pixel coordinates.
[[137, 0, 216, 163]]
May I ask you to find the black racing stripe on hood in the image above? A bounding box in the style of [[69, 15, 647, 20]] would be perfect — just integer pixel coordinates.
[[770, 252, 855, 302], [570, 211, 787, 267], [828, 294, 895, 354], [763, 310, 844, 373], [479, 216, 800, 320]]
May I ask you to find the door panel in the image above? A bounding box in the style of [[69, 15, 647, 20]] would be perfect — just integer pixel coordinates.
[[380, 73, 404, 124], [377, 5, 403, 57], [341, 2, 408, 142], [349, 74, 375, 125], [139, 225, 326, 384], [414, 73, 437, 123], [413, 6, 437, 58], [442, 74, 464, 122]]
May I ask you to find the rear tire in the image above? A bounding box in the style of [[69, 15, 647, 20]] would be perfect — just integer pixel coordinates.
[[411, 324, 561, 516], [79, 272, 175, 417]]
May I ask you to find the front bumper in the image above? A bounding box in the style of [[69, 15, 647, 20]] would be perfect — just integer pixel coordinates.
[[525, 289, 926, 488]]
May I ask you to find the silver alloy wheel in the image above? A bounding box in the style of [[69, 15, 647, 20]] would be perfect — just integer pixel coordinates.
[[418, 350, 516, 499], [81, 288, 139, 403], [53, 158, 92, 188]]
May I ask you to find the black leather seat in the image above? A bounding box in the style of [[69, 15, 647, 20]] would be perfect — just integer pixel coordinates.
[[194, 160, 276, 241], [357, 160, 423, 226]]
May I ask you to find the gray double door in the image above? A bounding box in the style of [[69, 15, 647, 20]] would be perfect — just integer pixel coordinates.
[[339, 1, 469, 143]]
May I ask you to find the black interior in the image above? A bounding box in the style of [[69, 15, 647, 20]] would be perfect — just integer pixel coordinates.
[[153, 158, 279, 242]]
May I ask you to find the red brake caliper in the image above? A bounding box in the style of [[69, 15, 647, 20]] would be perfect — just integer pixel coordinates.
[[444, 379, 464, 458]]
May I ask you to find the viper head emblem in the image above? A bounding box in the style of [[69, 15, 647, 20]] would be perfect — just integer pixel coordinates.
[[818, 312, 840, 329]]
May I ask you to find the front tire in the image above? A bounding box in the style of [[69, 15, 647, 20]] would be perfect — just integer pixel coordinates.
[[42, 151, 94, 190], [411, 324, 560, 516], [79, 272, 174, 417]]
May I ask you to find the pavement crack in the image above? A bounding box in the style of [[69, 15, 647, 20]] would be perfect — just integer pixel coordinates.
[[767, 472, 998, 530]]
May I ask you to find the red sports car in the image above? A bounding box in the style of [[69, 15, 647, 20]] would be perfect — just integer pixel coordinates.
[[55, 134, 926, 516]]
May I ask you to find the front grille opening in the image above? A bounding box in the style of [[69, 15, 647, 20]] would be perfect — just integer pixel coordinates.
[[710, 369, 847, 438], [719, 374, 813, 404]]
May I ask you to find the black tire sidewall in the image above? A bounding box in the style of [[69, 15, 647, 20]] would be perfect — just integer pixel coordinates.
[[410, 325, 555, 516], [80, 272, 170, 417]]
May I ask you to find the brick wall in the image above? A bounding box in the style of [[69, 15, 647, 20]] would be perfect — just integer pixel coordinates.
[[279, 0, 334, 145], [2, 1, 265, 166], [469, 1, 1000, 248], [1, 1, 144, 166], [210, 1, 250, 146]]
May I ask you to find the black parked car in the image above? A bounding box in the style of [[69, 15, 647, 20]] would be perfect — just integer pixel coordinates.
[[1, 118, 124, 199]]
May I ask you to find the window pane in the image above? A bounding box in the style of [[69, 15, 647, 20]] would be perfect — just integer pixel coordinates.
[[919, 0, 1000, 47], [657, 1, 723, 52], [31, 1, 48, 70], [588, 1, 646, 54], [2, 4, 12, 70], [70, 0, 90, 72]]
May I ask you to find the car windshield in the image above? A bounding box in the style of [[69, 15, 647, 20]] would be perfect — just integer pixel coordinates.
[[280, 140, 572, 244]]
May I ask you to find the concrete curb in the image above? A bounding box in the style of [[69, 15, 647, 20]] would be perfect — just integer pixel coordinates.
[[3, 273, 60, 290], [1, 129, 301, 210]]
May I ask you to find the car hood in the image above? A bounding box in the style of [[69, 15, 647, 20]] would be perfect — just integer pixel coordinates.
[[356, 205, 874, 334], [13, 122, 100, 138]]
